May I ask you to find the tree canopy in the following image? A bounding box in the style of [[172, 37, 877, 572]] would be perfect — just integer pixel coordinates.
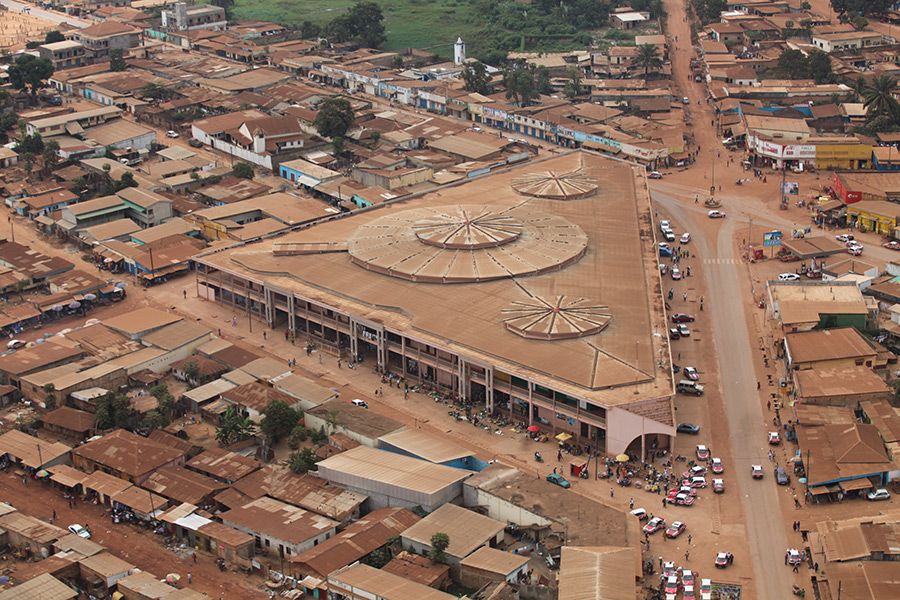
[[215, 405, 254, 446], [314, 98, 356, 154], [95, 392, 133, 430], [109, 48, 127, 72], [461, 61, 492, 95], [288, 447, 321, 473], [45, 30, 65, 44], [831, 0, 890, 18], [260, 400, 302, 442], [503, 65, 539, 107], [325, 2, 386, 49], [863, 75, 900, 122], [428, 532, 450, 564], [633, 44, 663, 78], [8, 55, 54, 100], [232, 162, 254, 179], [772, 49, 833, 83]]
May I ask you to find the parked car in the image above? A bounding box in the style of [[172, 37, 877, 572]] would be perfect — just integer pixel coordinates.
[[847, 240, 863, 250], [836, 234, 854, 243], [671, 313, 695, 323], [775, 466, 790, 485], [848, 246, 863, 256], [68, 524, 90, 539], [683, 464, 708, 478], [687, 476, 707, 488], [677, 423, 700, 434], [643, 517, 666, 534], [715, 552, 734, 568], [665, 521, 686, 538], [700, 578, 713, 600], [6, 340, 25, 350], [708, 210, 726, 218], [779, 253, 801, 262], [787, 549, 801, 565], [883, 241, 900, 251], [546, 473, 571, 488], [659, 220, 671, 232], [630, 508, 648, 520], [676, 380, 704, 395], [166, 130, 179, 138], [648, 171, 663, 179], [671, 266, 682, 280], [672, 493, 694, 506], [751, 464, 764, 479], [659, 246, 673, 257], [768, 431, 781, 445], [712, 478, 725, 493], [669, 328, 681, 340], [350, 399, 368, 408], [678, 324, 691, 336], [188, 138, 203, 148], [696, 444, 710, 460], [867, 488, 891, 501], [680, 232, 691, 244], [659, 263, 668, 275], [778, 273, 800, 281], [663, 229, 676, 242], [683, 366, 699, 380], [664, 575, 680, 597], [682, 570, 695, 588], [710, 457, 724, 473], [805, 270, 822, 279]]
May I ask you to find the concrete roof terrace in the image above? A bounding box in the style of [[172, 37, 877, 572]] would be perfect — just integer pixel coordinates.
[[197, 151, 674, 422]]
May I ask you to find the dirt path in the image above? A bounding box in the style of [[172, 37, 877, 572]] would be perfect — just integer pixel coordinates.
[[0, 470, 269, 598]]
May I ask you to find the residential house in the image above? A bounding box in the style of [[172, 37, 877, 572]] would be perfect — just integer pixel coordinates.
[[784, 327, 881, 371], [72, 429, 186, 485], [400, 503, 505, 568], [38, 41, 86, 70], [187, 447, 260, 484], [326, 564, 456, 600], [41, 407, 95, 441], [72, 22, 141, 60], [161, 3, 227, 31], [219, 496, 339, 558]]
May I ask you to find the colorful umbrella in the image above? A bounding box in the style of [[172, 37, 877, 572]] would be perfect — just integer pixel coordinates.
[[526, 425, 541, 433], [36, 470, 50, 478], [616, 454, 630, 463], [165, 574, 180, 584], [555, 432, 573, 442]]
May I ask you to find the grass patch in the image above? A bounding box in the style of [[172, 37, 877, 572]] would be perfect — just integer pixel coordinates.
[[232, 0, 481, 58]]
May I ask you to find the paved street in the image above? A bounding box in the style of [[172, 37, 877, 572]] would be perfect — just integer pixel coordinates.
[[0, 0, 91, 28]]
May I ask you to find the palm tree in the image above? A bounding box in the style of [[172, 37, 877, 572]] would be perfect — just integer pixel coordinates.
[[851, 75, 867, 102], [633, 44, 663, 78], [863, 75, 900, 121]]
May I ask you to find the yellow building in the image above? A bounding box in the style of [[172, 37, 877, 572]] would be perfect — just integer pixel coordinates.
[[846, 200, 900, 236], [814, 138, 872, 170]]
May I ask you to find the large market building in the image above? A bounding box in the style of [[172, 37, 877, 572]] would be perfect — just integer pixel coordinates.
[[193, 151, 676, 456]]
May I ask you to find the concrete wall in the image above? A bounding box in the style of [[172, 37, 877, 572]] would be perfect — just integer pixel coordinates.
[[462, 485, 552, 529], [220, 518, 334, 557]]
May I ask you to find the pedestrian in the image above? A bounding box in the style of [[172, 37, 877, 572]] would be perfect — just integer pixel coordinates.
[[73, 499, 76, 508], [53, 509, 57, 520], [318, 355, 322, 364], [610, 487, 614, 498], [630, 498, 634, 509], [285, 330, 289, 340], [659, 556, 663, 569], [188, 572, 192, 584], [262, 331, 266, 340], [685, 550, 690, 561], [785, 552, 789, 565], [337, 358, 342, 369], [183, 290, 187, 299], [814, 562, 819, 572], [558, 450, 562, 461], [193, 552, 197, 564], [792, 564, 799, 573], [379, 386, 383, 396], [218, 328, 222, 337], [758, 381, 761, 390], [22, 476, 26, 486], [662, 497, 667, 507], [232, 316, 236, 327], [688, 534, 692, 545], [695, 195, 698, 203], [767, 400, 771, 409]]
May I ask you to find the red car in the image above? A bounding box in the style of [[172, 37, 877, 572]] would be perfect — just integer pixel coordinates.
[[666, 521, 686, 538], [643, 517, 666, 534], [683, 366, 699, 380], [883, 241, 900, 251], [696, 445, 710, 460], [671, 313, 695, 323], [712, 478, 725, 493], [672, 493, 694, 506], [751, 464, 764, 479], [710, 457, 724, 473], [715, 552, 734, 568], [779, 254, 801, 262]]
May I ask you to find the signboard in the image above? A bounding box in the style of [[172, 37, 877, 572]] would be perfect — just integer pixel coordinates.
[[763, 231, 783, 247], [781, 181, 799, 195]]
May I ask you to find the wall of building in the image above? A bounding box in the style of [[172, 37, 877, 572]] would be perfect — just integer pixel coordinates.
[[220, 519, 334, 557], [462, 485, 553, 528]]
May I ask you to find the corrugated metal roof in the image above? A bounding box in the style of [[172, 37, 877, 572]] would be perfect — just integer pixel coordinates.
[[221, 496, 338, 545], [459, 546, 528, 575], [558, 546, 639, 600], [378, 429, 473, 464], [0, 573, 77, 600], [401, 504, 504, 559], [328, 563, 456, 600]]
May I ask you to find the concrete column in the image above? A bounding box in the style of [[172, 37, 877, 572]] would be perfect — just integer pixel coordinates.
[[457, 359, 466, 402]]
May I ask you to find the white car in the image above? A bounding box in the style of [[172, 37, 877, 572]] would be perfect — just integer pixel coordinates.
[[166, 130, 179, 138], [68, 524, 90, 539], [836, 234, 854, 243], [6, 339, 25, 350], [671, 266, 682, 280], [659, 220, 671, 232], [751, 464, 764, 479], [778, 273, 800, 281], [787, 548, 802, 565], [867, 488, 890, 501], [680, 232, 691, 244], [708, 210, 726, 218], [349, 398, 368, 408], [700, 578, 712, 600], [630, 508, 648, 520]]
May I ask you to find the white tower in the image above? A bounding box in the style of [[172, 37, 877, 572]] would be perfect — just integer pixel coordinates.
[[454, 37, 466, 65]]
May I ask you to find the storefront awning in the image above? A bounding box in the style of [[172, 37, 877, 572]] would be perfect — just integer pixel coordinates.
[[840, 478, 875, 491]]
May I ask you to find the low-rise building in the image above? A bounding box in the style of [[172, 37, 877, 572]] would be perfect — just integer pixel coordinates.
[[72, 22, 141, 60], [459, 547, 529, 588], [73, 430, 186, 485], [161, 3, 227, 31], [316, 446, 471, 512], [306, 399, 405, 448], [557, 546, 641, 600], [793, 367, 891, 406], [187, 446, 260, 484], [0, 430, 71, 471], [784, 327, 880, 371], [38, 41, 86, 70], [400, 503, 505, 567], [327, 563, 457, 600], [40, 407, 95, 441], [812, 31, 883, 53], [220, 496, 339, 558]]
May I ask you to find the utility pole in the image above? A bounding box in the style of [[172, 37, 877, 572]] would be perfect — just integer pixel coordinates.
[[8, 217, 14, 244], [148, 247, 155, 285]]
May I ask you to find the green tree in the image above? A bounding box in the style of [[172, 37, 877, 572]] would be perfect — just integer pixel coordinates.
[[288, 447, 321, 473], [17, 132, 44, 155], [536, 66, 552, 95], [428, 532, 450, 564], [694, 0, 727, 24], [215, 405, 254, 445], [23, 153, 34, 178], [0, 111, 18, 143], [181, 360, 200, 383], [94, 392, 133, 430], [326, 1, 386, 48], [806, 50, 834, 84], [7, 55, 54, 102], [314, 98, 355, 154], [44, 30, 65, 44], [208, 0, 234, 18], [776, 49, 809, 79], [461, 61, 492, 95], [150, 383, 176, 420], [366, 547, 392, 568], [863, 75, 900, 122], [42, 139, 60, 173], [43, 383, 56, 410], [260, 400, 302, 442], [141, 82, 166, 100], [831, 0, 889, 18], [113, 171, 138, 192], [109, 48, 126, 72], [232, 162, 254, 179], [850, 15, 869, 30], [633, 44, 663, 78], [325, 409, 340, 434], [503, 66, 538, 107], [142, 410, 170, 431], [300, 20, 322, 39], [563, 66, 583, 99]]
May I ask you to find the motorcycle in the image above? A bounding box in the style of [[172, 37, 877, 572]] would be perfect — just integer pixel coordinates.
[[216, 558, 227, 572], [735, 179, 743, 186], [534, 452, 543, 463], [792, 585, 805, 597], [675, 455, 687, 462]]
